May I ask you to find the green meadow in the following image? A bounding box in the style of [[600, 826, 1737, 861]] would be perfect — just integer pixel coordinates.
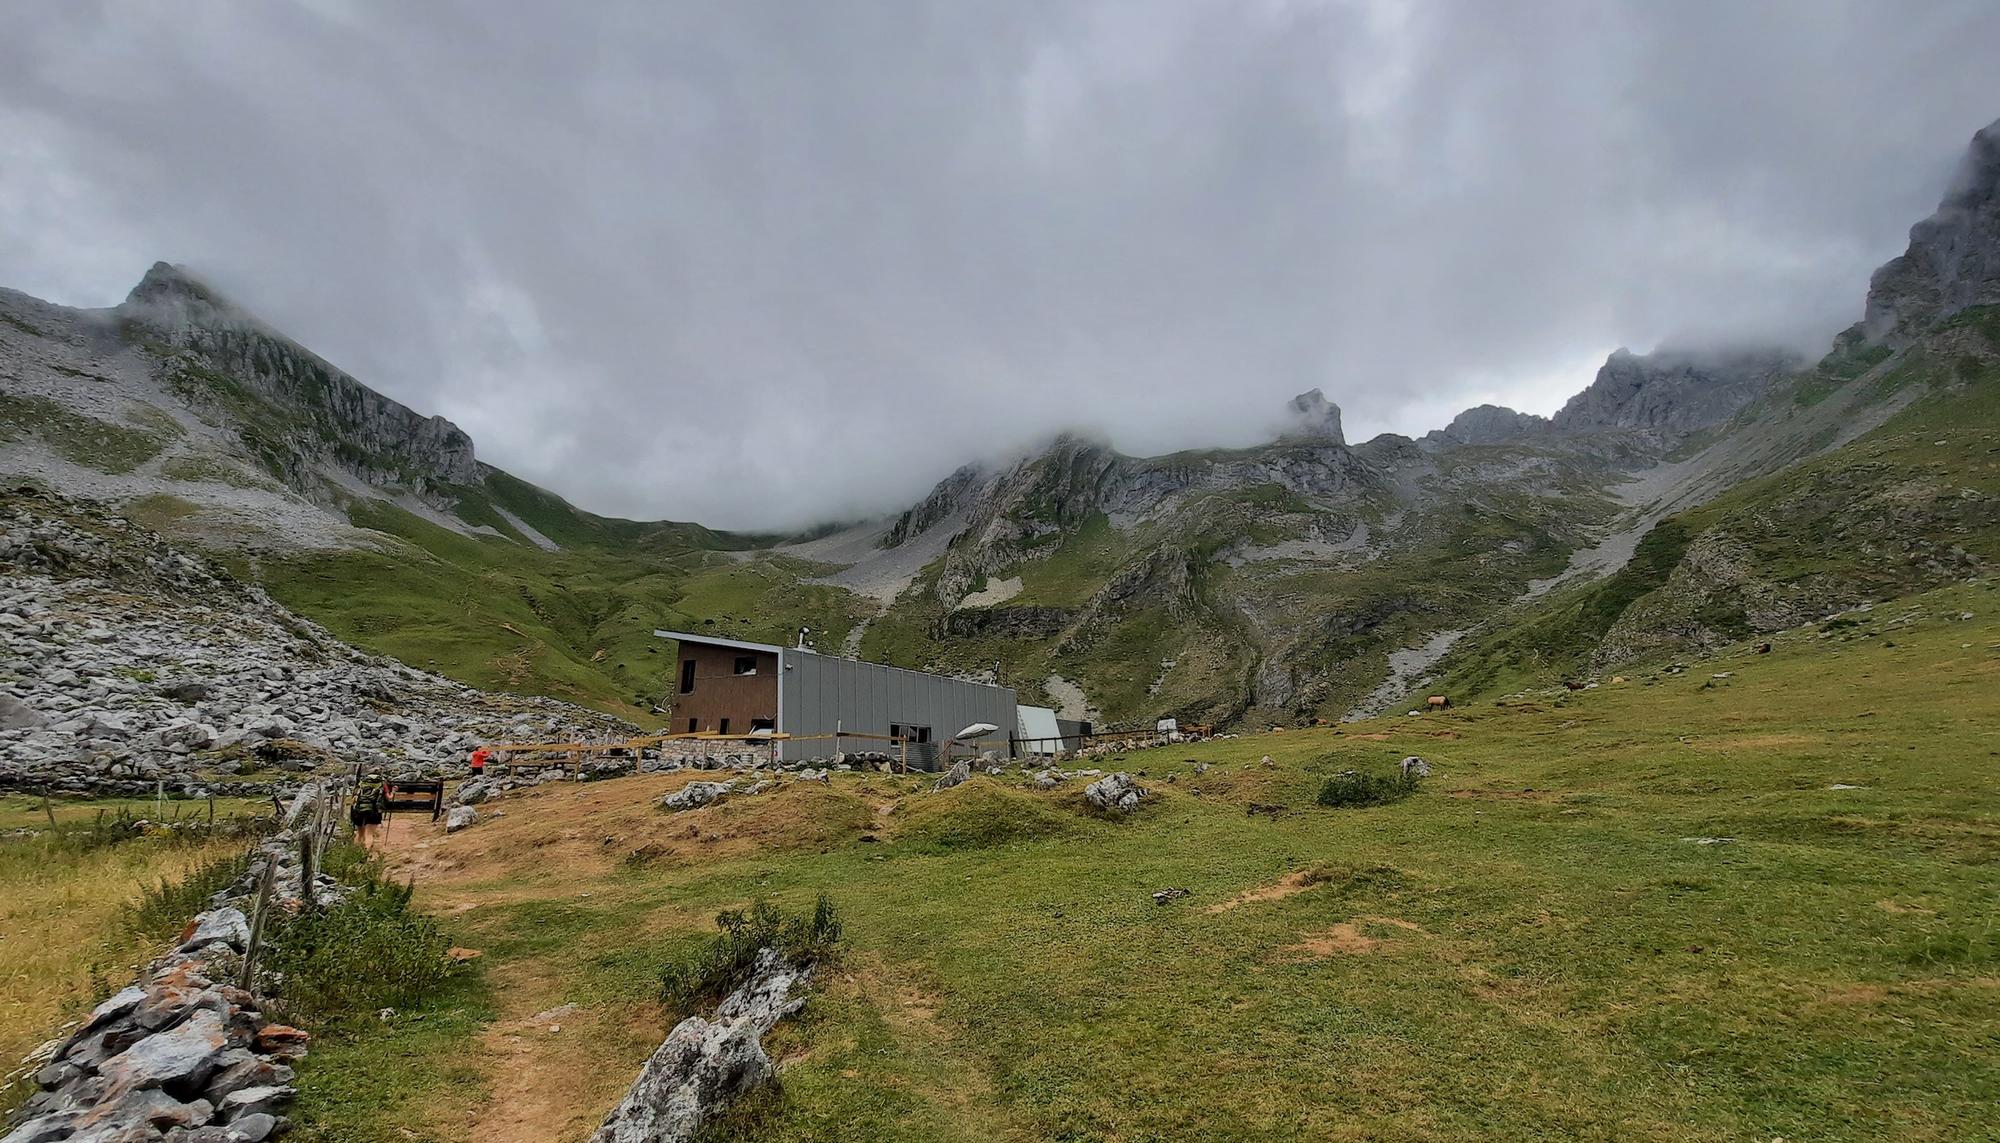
[[275, 580, 2000, 1142]]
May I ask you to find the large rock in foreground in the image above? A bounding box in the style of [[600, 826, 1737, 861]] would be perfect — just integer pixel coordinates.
[[587, 948, 811, 1143]]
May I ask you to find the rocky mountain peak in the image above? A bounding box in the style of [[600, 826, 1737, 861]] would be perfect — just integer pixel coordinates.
[[1280, 388, 1345, 445], [1550, 346, 1800, 445], [117, 261, 253, 332], [1428, 404, 1549, 447], [1861, 116, 2000, 345]]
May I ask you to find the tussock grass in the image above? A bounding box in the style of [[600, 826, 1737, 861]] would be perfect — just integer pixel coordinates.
[[264, 846, 455, 1027], [657, 896, 843, 1016], [890, 781, 1079, 851], [126, 849, 252, 940], [1314, 766, 1419, 808]]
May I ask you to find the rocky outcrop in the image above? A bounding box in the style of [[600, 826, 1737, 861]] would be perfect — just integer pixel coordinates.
[[119, 263, 483, 493], [1084, 771, 1146, 813], [1281, 389, 1345, 445], [1423, 404, 1550, 448], [1551, 347, 1802, 446], [587, 948, 811, 1143], [1862, 116, 2000, 345], [660, 780, 735, 811]]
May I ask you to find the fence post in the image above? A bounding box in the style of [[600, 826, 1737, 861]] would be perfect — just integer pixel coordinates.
[[298, 827, 316, 916], [238, 861, 278, 991]]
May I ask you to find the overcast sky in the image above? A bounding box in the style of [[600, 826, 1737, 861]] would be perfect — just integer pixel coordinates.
[[3, 1, 1997, 529]]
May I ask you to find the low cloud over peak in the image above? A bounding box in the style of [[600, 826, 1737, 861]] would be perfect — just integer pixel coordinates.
[[3, 1, 1997, 529]]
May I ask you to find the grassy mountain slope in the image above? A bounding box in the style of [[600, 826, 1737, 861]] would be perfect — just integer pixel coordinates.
[[858, 440, 1619, 726], [255, 501, 867, 723], [1437, 307, 2000, 699]]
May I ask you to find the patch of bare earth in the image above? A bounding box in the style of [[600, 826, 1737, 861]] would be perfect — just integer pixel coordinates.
[[1206, 868, 1324, 914], [382, 773, 871, 893], [1282, 917, 1426, 959]]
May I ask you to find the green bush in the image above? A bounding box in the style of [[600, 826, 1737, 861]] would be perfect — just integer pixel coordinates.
[[1316, 769, 1419, 809], [263, 857, 454, 1025], [658, 895, 843, 1015]]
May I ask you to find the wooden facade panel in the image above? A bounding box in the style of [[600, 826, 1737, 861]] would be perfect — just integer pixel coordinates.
[[670, 642, 778, 734]]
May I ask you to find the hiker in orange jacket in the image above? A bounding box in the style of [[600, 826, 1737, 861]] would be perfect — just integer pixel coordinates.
[[469, 745, 490, 776]]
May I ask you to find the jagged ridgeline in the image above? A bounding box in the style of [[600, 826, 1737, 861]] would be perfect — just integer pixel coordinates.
[[3, 118, 1997, 726]]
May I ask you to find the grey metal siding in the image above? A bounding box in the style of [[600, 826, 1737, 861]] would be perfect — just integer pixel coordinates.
[[777, 653, 1017, 767]]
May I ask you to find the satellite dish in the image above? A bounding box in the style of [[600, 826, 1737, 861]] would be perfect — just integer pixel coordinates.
[[954, 722, 1000, 740]]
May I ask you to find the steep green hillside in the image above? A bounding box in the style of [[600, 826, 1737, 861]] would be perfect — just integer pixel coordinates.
[[1438, 309, 2000, 699], [258, 502, 868, 723]]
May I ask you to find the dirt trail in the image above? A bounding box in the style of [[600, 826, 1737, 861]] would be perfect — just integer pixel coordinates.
[[456, 960, 661, 1143]]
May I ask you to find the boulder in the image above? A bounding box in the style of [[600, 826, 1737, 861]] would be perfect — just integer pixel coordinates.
[[1084, 772, 1146, 814], [1, 1112, 82, 1143], [931, 760, 970, 792], [0, 693, 46, 729], [445, 806, 478, 833], [587, 949, 809, 1143], [178, 910, 250, 955], [201, 1051, 294, 1104], [215, 1085, 293, 1121], [101, 1088, 212, 1131], [97, 1009, 228, 1094], [453, 778, 496, 805], [167, 1112, 288, 1142], [250, 1025, 308, 1062], [661, 781, 734, 811]]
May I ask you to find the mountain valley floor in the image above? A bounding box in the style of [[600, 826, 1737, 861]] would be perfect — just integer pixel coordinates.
[[256, 580, 2000, 1143]]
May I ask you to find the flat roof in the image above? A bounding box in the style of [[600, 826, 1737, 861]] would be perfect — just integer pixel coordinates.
[[653, 629, 785, 655], [654, 629, 1011, 691]]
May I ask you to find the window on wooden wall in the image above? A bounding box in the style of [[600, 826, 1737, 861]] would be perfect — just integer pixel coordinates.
[[733, 656, 758, 675], [679, 660, 696, 694]]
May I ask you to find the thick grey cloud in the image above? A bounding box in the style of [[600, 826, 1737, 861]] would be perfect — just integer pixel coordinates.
[[3, 1, 1996, 529]]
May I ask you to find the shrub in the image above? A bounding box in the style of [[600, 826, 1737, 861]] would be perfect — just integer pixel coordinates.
[[1316, 769, 1419, 809], [658, 895, 843, 1015], [127, 849, 253, 939], [263, 856, 453, 1025]]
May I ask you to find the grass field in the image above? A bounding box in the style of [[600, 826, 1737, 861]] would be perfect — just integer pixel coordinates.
[[0, 832, 246, 1090], [273, 578, 2000, 1142]]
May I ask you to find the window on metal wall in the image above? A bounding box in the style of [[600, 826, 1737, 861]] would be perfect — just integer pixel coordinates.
[[679, 660, 696, 694]]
